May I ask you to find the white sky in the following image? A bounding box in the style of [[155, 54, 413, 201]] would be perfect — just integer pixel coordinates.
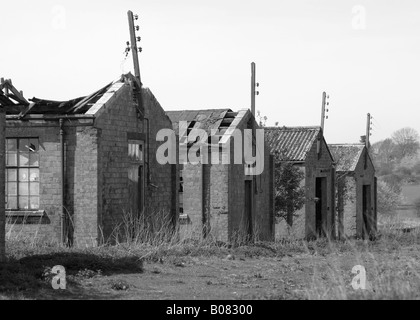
[[1, 0, 420, 143]]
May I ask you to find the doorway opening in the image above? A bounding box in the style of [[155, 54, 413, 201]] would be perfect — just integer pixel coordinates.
[[362, 185, 371, 239], [244, 180, 253, 241], [315, 177, 327, 238]]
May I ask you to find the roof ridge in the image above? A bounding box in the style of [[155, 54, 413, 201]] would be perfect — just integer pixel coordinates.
[[329, 143, 365, 147], [265, 126, 321, 130], [166, 108, 232, 113]]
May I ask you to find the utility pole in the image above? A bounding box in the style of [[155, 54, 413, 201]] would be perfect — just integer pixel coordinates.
[[250, 62, 259, 159], [126, 10, 144, 120], [318, 91, 329, 156], [320, 91, 330, 132], [366, 113, 372, 150], [251, 62, 259, 117], [249, 62, 260, 237], [127, 10, 142, 85]]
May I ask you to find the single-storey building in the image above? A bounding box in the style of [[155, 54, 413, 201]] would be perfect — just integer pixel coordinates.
[[265, 126, 336, 240], [0, 103, 4, 261], [166, 109, 274, 243], [3, 73, 177, 247], [329, 143, 377, 239]]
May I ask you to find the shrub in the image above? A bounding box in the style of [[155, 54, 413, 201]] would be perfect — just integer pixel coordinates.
[[377, 180, 403, 215], [396, 166, 412, 177], [381, 174, 403, 193]]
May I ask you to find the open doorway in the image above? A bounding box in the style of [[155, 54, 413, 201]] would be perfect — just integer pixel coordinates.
[[315, 177, 327, 238], [244, 180, 253, 240], [138, 165, 144, 216], [362, 184, 371, 239]]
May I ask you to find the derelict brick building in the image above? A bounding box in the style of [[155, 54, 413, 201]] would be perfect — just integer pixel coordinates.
[[0, 104, 5, 261], [2, 73, 177, 246], [265, 126, 336, 240], [329, 144, 377, 239], [167, 109, 274, 243]]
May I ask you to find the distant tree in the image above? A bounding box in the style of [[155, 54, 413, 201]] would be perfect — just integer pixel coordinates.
[[371, 138, 397, 170], [391, 127, 420, 159], [273, 150, 306, 226], [381, 173, 403, 194], [377, 180, 402, 215]]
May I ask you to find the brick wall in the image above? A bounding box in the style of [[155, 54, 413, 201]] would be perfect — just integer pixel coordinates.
[[252, 139, 274, 241], [0, 109, 5, 261], [179, 112, 274, 243], [337, 175, 357, 238], [72, 126, 100, 246], [336, 149, 376, 239], [94, 83, 176, 243], [4, 81, 176, 247], [226, 116, 273, 242], [274, 136, 335, 240], [143, 88, 178, 223], [208, 161, 230, 242], [5, 123, 65, 243], [182, 163, 205, 239], [304, 137, 335, 239], [181, 154, 230, 242]]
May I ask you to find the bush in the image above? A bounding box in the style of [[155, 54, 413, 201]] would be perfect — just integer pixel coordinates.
[[377, 180, 403, 215], [381, 174, 403, 193], [396, 166, 412, 177]]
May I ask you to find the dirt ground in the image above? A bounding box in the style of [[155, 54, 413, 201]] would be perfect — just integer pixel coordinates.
[[28, 242, 420, 300]]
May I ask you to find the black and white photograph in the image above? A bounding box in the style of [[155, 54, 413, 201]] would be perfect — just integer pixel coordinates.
[[1, 0, 420, 306]]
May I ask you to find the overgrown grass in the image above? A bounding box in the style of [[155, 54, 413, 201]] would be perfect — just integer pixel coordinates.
[[299, 227, 420, 300], [2, 211, 420, 300]]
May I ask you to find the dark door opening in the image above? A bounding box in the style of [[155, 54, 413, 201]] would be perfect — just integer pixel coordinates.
[[128, 165, 144, 218], [362, 185, 371, 239], [138, 165, 144, 217], [244, 180, 253, 241], [315, 177, 327, 238]]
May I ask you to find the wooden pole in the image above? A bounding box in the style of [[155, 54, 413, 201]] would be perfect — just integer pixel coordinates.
[[127, 11, 142, 85], [366, 113, 371, 150], [320, 91, 327, 132], [251, 62, 256, 116]]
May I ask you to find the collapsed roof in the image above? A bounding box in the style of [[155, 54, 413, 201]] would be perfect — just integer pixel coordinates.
[[166, 109, 245, 146], [0, 73, 142, 119]]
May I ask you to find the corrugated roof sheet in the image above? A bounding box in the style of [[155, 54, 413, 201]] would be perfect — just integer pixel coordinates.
[[264, 126, 321, 161], [328, 144, 365, 172], [166, 109, 231, 133]]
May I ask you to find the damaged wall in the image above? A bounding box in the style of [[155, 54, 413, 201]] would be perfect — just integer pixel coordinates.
[[0, 108, 5, 261], [4, 80, 177, 247]]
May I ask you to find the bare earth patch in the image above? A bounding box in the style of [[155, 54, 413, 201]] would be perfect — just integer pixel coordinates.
[[2, 232, 420, 300]]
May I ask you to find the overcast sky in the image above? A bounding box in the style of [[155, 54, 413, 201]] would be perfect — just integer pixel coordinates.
[[1, 0, 420, 143]]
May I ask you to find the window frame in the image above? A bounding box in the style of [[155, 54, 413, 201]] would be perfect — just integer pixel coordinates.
[[127, 139, 145, 215], [5, 137, 40, 211]]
